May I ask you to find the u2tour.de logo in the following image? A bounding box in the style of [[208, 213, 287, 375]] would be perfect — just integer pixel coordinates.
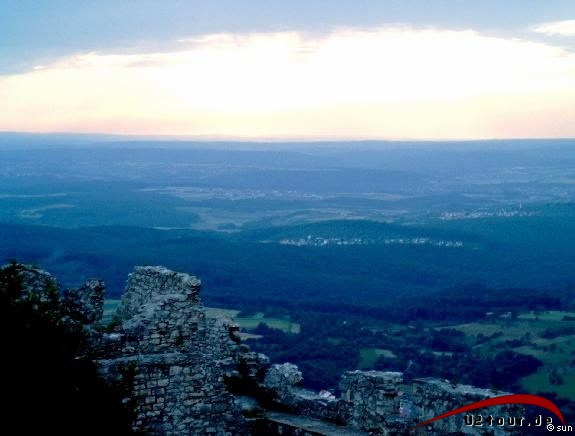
[[412, 394, 568, 431]]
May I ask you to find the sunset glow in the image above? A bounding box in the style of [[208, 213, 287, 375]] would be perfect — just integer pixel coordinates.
[[1, 27, 575, 140]]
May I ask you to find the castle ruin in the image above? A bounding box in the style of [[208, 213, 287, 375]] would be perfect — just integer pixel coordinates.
[[21, 265, 526, 435]]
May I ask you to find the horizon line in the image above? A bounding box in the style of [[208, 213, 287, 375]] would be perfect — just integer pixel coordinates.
[[1, 131, 574, 144]]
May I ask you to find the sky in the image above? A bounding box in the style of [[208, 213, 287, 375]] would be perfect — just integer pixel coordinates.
[[1, 1, 574, 140]]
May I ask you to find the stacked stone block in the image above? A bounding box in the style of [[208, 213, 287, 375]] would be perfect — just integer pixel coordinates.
[[339, 370, 405, 434], [62, 278, 105, 324], [411, 378, 524, 435], [101, 266, 247, 435]]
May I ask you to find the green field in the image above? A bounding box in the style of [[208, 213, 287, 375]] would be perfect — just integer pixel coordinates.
[[206, 308, 300, 334], [103, 301, 299, 334], [521, 369, 575, 399], [358, 348, 397, 369], [517, 311, 575, 321], [156, 307, 272, 340], [204, 307, 240, 319], [445, 311, 575, 402]]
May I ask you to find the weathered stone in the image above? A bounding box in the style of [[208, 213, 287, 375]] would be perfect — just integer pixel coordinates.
[[411, 378, 524, 435], [7, 262, 524, 436], [62, 278, 105, 324], [264, 363, 303, 390], [338, 370, 405, 433], [18, 264, 58, 297], [98, 266, 248, 435]]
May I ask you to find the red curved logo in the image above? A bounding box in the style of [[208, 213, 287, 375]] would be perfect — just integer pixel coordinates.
[[412, 394, 565, 430]]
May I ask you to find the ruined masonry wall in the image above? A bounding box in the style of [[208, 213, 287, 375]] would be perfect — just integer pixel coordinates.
[[100, 353, 243, 435], [411, 378, 524, 435], [102, 266, 247, 435], [10, 263, 528, 436], [118, 266, 201, 320], [260, 367, 524, 435], [62, 278, 105, 324], [340, 370, 404, 432]]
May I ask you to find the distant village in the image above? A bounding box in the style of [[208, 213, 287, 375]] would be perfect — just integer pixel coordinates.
[[275, 235, 464, 248]]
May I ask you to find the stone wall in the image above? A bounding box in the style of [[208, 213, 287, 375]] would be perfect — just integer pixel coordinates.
[[100, 266, 248, 435], [18, 264, 58, 296], [100, 266, 527, 435], [411, 378, 524, 435], [118, 266, 201, 320], [62, 278, 105, 324], [339, 370, 406, 434], [262, 370, 524, 435], [9, 263, 529, 435], [99, 353, 244, 435]]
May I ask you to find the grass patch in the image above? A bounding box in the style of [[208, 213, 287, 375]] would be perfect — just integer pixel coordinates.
[[236, 314, 301, 334], [447, 311, 575, 402], [517, 311, 575, 322], [205, 307, 300, 334], [522, 369, 575, 399], [447, 321, 532, 344], [104, 302, 300, 334], [358, 348, 397, 369], [204, 307, 240, 319]]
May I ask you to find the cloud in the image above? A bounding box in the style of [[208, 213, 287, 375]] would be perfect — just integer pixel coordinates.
[[533, 20, 575, 37], [1, 27, 574, 140]]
